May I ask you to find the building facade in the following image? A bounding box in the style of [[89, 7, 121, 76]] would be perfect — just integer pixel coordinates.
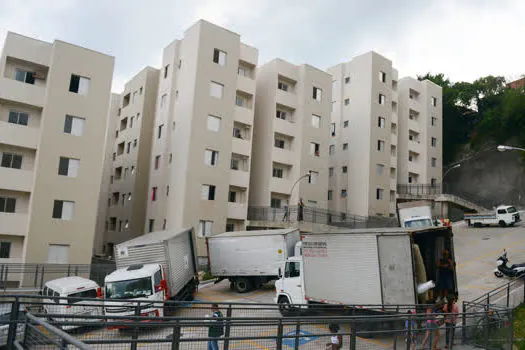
[[144, 20, 258, 262], [0, 33, 114, 264], [249, 59, 331, 216]]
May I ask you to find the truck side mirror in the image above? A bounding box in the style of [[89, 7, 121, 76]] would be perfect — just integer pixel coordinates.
[[278, 268, 282, 278]]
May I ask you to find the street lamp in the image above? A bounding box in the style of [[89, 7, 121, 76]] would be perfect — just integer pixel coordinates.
[[497, 145, 525, 152], [443, 163, 461, 180], [289, 173, 310, 200]]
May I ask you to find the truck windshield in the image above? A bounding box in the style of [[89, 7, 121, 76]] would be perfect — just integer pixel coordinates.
[[405, 219, 433, 228], [507, 207, 517, 213], [105, 277, 153, 299]]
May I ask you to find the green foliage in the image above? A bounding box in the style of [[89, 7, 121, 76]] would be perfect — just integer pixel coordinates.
[[515, 304, 525, 349], [418, 73, 525, 164]]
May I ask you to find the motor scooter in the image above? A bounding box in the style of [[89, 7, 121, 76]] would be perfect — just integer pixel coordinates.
[[494, 250, 525, 278]]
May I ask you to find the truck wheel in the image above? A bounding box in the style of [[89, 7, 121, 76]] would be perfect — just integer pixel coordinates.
[[234, 278, 252, 293], [499, 220, 506, 227], [278, 296, 291, 315]]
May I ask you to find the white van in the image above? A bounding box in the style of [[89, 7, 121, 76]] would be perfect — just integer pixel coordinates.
[[42, 276, 103, 330]]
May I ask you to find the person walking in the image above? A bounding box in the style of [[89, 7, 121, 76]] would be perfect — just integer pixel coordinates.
[[405, 310, 417, 350], [436, 249, 454, 302], [207, 304, 224, 350], [422, 304, 441, 350], [326, 323, 342, 349], [443, 296, 459, 349], [297, 198, 305, 222], [282, 203, 289, 222]]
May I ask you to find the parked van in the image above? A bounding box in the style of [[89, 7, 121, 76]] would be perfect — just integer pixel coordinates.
[[42, 276, 103, 330]]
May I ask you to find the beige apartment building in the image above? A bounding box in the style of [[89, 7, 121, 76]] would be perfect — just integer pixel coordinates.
[[328, 52, 399, 217], [249, 59, 331, 217], [0, 33, 114, 264], [94, 67, 160, 256], [397, 77, 443, 186], [144, 20, 258, 262]]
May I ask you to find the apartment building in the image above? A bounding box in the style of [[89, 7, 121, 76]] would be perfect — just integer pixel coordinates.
[[397, 77, 443, 187], [145, 20, 258, 262], [95, 67, 160, 256], [0, 33, 114, 264], [328, 52, 399, 217], [249, 59, 331, 215]]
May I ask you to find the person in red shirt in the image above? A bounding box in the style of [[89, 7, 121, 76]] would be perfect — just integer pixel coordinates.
[[443, 295, 459, 349]]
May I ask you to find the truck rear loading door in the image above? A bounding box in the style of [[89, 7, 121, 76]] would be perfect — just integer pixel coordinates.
[[377, 235, 416, 305], [166, 229, 197, 295]]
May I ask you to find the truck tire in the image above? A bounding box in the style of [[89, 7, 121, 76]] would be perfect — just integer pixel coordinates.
[[278, 296, 291, 315], [234, 278, 252, 293], [499, 220, 506, 227]]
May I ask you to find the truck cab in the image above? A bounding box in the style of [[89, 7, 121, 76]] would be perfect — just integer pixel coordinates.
[[104, 263, 168, 320], [275, 256, 305, 307]]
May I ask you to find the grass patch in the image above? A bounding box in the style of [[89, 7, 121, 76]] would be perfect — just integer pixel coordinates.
[[201, 271, 215, 281], [515, 304, 525, 349]]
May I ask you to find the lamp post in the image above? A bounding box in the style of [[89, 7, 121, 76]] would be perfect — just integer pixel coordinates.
[[289, 173, 310, 201], [497, 145, 525, 152], [443, 163, 461, 180]]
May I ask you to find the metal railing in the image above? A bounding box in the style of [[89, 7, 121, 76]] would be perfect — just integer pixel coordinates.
[[467, 276, 525, 309]]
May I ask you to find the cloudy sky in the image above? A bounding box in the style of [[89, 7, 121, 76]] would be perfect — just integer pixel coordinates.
[[1, 0, 524, 92]]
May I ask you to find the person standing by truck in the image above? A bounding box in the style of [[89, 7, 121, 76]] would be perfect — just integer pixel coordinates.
[[325, 323, 342, 349], [436, 250, 454, 302], [283, 203, 289, 222], [443, 296, 459, 349], [297, 198, 305, 222], [207, 304, 224, 350]]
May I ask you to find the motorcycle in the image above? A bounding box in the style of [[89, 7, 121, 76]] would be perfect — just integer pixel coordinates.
[[494, 250, 525, 278]]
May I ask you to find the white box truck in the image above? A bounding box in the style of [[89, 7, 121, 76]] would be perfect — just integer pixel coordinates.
[[104, 229, 198, 320], [397, 200, 435, 228], [464, 205, 520, 227], [275, 226, 457, 321], [206, 228, 301, 293]]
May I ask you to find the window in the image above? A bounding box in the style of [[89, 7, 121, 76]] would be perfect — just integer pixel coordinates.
[[409, 154, 413, 162], [198, 220, 213, 237], [58, 157, 79, 177], [343, 143, 348, 150], [132, 91, 137, 103], [213, 49, 227, 66], [52, 200, 75, 220], [229, 191, 236, 203], [166, 186, 169, 196], [328, 190, 333, 200], [278, 81, 288, 91], [276, 110, 287, 120], [378, 117, 385, 128], [431, 117, 437, 126], [151, 187, 157, 201], [377, 164, 384, 175], [343, 120, 349, 128], [130, 117, 134, 128], [164, 65, 169, 78], [123, 168, 128, 179], [226, 223, 235, 232], [308, 171, 319, 184], [377, 140, 385, 151], [379, 71, 386, 83], [169, 154, 172, 164], [233, 127, 243, 139], [127, 142, 131, 154], [210, 82, 224, 99], [162, 220, 167, 230], [272, 167, 284, 178], [376, 188, 384, 200], [344, 98, 350, 106], [0, 197, 16, 213], [204, 149, 219, 166], [431, 158, 437, 167], [47, 245, 69, 264], [231, 158, 239, 170], [285, 261, 301, 278], [341, 189, 347, 197], [133, 139, 137, 148], [344, 77, 350, 84], [1, 153, 22, 169], [274, 138, 285, 149], [155, 125, 163, 140], [431, 137, 437, 147], [330, 123, 335, 136], [431, 178, 437, 186], [0, 242, 11, 259], [69, 75, 90, 95], [139, 87, 143, 95], [131, 166, 135, 174], [201, 185, 216, 200], [15, 69, 35, 84], [8, 111, 29, 126], [342, 166, 348, 173], [431, 97, 437, 107], [270, 198, 282, 208], [155, 155, 161, 170], [207, 115, 221, 132], [160, 94, 167, 108], [329, 145, 335, 155], [64, 115, 85, 136], [378, 94, 386, 105], [235, 95, 245, 107], [310, 143, 320, 157], [148, 219, 154, 233], [311, 114, 321, 128], [408, 175, 414, 183], [328, 167, 334, 177], [312, 87, 322, 101]]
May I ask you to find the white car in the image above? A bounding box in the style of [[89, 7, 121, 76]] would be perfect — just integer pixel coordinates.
[[42, 276, 103, 330]]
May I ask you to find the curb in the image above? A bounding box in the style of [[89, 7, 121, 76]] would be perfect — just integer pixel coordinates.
[[198, 279, 217, 288]]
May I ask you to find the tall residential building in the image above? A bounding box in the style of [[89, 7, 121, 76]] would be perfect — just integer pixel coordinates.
[[0, 33, 114, 264], [328, 52, 399, 217], [249, 59, 331, 214], [397, 77, 443, 186], [96, 67, 160, 256], [145, 20, 258, 263]]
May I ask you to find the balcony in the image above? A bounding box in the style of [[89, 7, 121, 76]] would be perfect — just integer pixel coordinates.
[[228, 202, 247, 220], [0, 77, 45, 107], [391, 155, 397, 166], [276, 89, 296, 110], [230, 170, 250, 188], [0, 167, 34, 192], [408, 139, 423, 154], [0, 212, 28, 236], [232, 137, 251, 157], [237, 75, 255, 95], [234, 106, 253, 126], [0, 121, 39, 149], [272, 147, 295, 166], [270, 177, 293, 195], [240, 44, 258, 66], [408, 161, 420, 174], [408, 118, 420, 132], [274, 117, 296, 137], [390, 179, 397, 190], [391, 90, 398, 102]]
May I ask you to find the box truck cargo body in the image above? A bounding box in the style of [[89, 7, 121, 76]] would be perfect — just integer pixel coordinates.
[[207, 228, 300, 293]]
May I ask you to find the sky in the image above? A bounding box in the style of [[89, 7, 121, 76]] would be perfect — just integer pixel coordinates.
[[1, 0, 524, 92]]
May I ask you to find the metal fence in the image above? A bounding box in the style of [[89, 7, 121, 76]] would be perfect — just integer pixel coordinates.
[[247, 206, 398, 228], [0, 295, 515, 349], [466, 276, 525, 309]]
